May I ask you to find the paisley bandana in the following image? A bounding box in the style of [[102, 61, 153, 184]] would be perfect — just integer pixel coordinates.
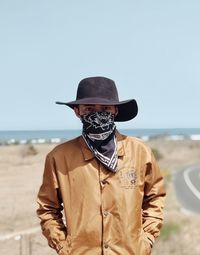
[[81, 112, 118, 172]]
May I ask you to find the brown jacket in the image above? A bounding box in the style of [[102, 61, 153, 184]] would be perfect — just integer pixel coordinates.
[[37, 132, 166, 255]]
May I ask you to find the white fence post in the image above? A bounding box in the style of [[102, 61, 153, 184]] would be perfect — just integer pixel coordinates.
[[20, 234, 31, 255], [0, 226, 40, 255]]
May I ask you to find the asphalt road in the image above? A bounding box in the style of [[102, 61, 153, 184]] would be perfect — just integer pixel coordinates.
[[174, 164, 200, 214]]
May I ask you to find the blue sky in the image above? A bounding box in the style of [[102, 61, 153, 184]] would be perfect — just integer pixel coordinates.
[[0, 0, 200, 130]]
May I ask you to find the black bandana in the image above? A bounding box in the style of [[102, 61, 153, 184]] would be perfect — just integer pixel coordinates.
[[81, 112, 118, 172]]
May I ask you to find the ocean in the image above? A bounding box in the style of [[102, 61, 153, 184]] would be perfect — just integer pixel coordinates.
[[0, 128, 200, 144]]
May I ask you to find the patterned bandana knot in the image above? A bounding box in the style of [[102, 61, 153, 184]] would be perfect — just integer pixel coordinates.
[[81, 112, 118, 172]]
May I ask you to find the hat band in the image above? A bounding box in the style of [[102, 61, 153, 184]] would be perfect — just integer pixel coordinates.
[[70, 97, 119, 105]]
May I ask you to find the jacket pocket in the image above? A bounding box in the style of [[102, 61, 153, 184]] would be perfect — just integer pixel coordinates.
[[141, 232, 152, 255], [58, 235, 72, 255]]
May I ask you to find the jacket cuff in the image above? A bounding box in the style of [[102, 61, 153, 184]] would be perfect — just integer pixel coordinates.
[[145, 232, 155, 247], [55, 240, 66, 253]]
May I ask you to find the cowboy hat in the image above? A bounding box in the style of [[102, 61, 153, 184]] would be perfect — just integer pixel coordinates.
[[56, 76, 138, 122]]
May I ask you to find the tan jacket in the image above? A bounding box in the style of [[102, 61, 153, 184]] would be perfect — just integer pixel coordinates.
[[37, 132, 166, 255]]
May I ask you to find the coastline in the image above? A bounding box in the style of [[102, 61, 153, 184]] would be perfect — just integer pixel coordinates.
[[0, 128, 200, 145]]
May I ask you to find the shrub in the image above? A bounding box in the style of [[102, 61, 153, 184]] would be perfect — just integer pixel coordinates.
[[152, 148, 163, 161], [161, 169, 172, 182], [160, 222, 180, 240], [21, 144, 38, 157]]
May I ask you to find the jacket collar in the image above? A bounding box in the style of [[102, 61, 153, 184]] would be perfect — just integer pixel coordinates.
[[116, 130, 125, 157], [79, 130, 125, 161]]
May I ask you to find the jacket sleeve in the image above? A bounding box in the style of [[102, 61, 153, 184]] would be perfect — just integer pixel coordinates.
[[36, 154, 67, 253], [142, 150, 166, 245]]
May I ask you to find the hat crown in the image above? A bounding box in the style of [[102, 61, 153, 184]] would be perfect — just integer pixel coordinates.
[[76, 77, 119, 102]]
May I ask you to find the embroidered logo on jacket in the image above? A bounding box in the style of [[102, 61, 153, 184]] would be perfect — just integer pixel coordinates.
[[118, 168, 137, 189]]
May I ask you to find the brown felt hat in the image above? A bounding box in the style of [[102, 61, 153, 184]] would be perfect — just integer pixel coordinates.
[[56, 76, 138, 122]]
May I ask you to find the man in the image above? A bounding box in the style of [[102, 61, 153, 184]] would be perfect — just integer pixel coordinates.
[[37, 76, 166, 255]]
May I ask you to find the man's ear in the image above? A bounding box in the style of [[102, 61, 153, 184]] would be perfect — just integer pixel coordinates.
[[74, 106, 81, 118], [115, 106, 119, 117]]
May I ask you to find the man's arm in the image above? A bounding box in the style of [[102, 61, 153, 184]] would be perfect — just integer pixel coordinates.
[[142, 151, 166, 246], [37, 154, 67, 253]]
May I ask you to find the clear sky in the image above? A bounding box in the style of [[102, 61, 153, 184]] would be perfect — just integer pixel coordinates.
[[1, 0, 200, 130]]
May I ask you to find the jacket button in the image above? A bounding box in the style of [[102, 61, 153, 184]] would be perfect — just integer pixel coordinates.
[[104, 243, 109, 249], [101, 179, 107, 185], [103, 211, 109, 217]]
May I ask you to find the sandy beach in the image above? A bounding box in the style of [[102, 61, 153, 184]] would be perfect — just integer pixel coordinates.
[[0, 138, 200, 255]]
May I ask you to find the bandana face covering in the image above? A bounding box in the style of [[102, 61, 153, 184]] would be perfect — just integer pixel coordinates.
[[81, 112, 118, 172]]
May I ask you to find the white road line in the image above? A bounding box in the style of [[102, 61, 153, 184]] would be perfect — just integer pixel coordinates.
[[183, 166, 200, 200]]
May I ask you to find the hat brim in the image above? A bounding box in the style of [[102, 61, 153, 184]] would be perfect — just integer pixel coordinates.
[[56, 98, 138, 122]]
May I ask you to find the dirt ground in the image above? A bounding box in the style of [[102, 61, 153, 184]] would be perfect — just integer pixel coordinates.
[[0, 138, 200, 255]]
